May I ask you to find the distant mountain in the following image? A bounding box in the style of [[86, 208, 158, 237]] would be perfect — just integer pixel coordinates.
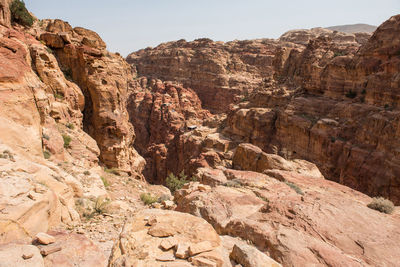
[[326, 23, 377, 33]]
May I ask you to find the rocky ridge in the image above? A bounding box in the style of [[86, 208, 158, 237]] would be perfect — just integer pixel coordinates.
[[128, 15, 400, 205]]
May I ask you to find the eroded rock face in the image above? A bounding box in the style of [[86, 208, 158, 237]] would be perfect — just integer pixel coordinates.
[[0, 244, 44, 267], [40, 231, 107, 267], [0, 0, 11, 27], [127, 38, 301, 113], [108, 209, 229, 267], [127, 14, 400, 203], [175, 169, 400, 266], [127, 78, 211, 182]]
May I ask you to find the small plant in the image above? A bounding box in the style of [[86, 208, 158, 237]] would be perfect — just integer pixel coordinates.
[[165, 171, 194, 193], [361, 89, 367, 95], [345, 90, 357, 99], [224, 179, 242, 188], [66, 123, 75, 130], [104, 167, 120, 176], [43, 150, 51, 159], [94, 197, 110, 214], [46, 47, 53, 54], [330, 136, 336, 143], [367, 197, 395, 214], [140, 193, 159, 205], [10, 0, 34, 27], [240, 97, 248, 103], [54, 92, 64, 100], [62, 68, 73, 81], [333, 51, 345, 57], [285, 181, 304, 195], [0, 150, 14, 161], [100, 176, 110, 187], [62, 134, 72, 148], [83, 170, 90, 176], [42, 133, 50, 140]]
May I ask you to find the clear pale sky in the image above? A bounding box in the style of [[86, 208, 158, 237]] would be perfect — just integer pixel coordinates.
[[25, 0, 399, 56]]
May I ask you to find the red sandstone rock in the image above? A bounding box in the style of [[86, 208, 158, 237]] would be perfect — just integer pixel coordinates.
[[175, 169, 400, 266]]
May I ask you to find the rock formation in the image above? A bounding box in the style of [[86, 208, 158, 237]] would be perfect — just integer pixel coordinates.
[[1, 1, 400, 267], [129, 15, 400, 205], [127, 78, 211, 183], [175, 166, 400, 266]]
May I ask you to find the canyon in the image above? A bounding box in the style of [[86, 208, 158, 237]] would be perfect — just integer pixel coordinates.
[[0, 1, 399, 266]]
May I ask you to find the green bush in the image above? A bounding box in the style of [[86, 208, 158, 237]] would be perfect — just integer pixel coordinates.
[[285, 181, 304, 195], [345, 90, 357, 99], [104, 167, 120, 176], [166, 171, 192, 193], [83, 170, 90, 176], [10, 0, 34, 27], [367, 197, 395, 214], [94, 197, 110, 214], [42, 133, 50, 140], [224, 179, 242, 188], [54, 92, 64, 100], [100, 176, 110, 187], [66, 123, 75, 130], [140, 193, 158, 205], [62, 134, 72, 148], [43, 150, 51, 159]]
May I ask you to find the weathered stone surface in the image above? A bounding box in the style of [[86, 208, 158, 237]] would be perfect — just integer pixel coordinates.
[[0, 0, 11, 27], [40, 33, 65, 48], [0, 244, 44, 267], [40, 231, 107, 267], [230, 243, 281, 267], [35, 232, 55, 245], [49, 23, 145, 174], [127, 79, 211, 183], [127, 39, 300, 113], [175, 168, 400, 266], [279, 27, 368, 46], [108, 209, 227, 267], [128, 15, 400, 204]]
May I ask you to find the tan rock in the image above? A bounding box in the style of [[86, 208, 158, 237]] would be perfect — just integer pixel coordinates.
[[230, 243, 281, 267], [0, 0, 11, 27], [191, 256, 217, 267], [160, 237, 178, 250], [148, 222, 176, 237], [155, 253, 175, 262], [41, 231, 107, 267], [35, 232, 56, 245], [109, 209, 226, 266], [0, 244, 44, 267], [175, 168, 400, 266], [40, 33, 65, 48], [175, 243, 190, 259], [189, 241, 215, 256]]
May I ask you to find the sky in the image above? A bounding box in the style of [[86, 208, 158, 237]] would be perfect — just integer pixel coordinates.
[[25, 0, 400, 56]]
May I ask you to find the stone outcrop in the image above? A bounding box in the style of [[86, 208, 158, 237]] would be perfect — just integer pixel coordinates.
[[33, 19, 145, 174], [127, 78, 211, 183], [39, 231, 107, 267], [0, 244, 44, 267], [127, 38, 302, 113], [0, 0, 11, 27], [108, 209, 230, 266], [175, 169, 400, 266], [279, 27, 370, 46], [128, 15, 400, 203]]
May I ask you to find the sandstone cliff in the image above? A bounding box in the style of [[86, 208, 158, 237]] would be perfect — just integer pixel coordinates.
[[128, 15, 400, 205]]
